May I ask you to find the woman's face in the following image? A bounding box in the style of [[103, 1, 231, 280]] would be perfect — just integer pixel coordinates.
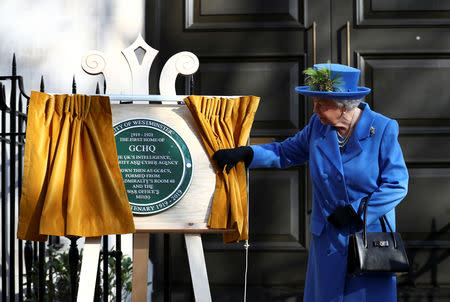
[[312, 97, 342, 125]]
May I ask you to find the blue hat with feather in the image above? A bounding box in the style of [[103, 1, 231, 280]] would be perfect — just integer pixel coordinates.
[[295, 63, 371, 100]]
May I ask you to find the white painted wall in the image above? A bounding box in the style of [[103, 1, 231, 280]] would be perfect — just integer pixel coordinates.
[[0, 0, 145, 94]]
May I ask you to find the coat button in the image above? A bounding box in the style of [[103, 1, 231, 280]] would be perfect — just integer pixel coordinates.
[[327, 249, 331, 255], [337, 174, 342, 182]]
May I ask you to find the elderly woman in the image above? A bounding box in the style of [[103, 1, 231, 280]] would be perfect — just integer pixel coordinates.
[[213, 63, 408, 302]]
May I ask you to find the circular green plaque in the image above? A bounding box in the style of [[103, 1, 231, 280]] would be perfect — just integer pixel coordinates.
[[114, 118, 193, 215]]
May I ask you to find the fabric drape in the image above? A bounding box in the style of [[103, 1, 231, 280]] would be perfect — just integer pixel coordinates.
[[184, 95, 260, 242], [17, 91, 135, 242]]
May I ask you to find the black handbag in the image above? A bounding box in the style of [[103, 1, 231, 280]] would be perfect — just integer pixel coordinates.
[[347, 197, 409, 275]]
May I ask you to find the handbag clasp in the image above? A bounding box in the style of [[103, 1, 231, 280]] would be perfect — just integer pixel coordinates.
[[373, 240, 389, 247]]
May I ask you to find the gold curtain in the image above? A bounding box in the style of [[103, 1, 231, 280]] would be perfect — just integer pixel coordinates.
[[17, 91, 135, 241], [184, 95, 260, 242]]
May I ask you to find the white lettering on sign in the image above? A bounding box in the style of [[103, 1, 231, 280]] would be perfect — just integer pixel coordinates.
[[129, 145, 157, 153]]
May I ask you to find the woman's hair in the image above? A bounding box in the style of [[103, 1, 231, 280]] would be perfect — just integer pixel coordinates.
[[333, 99, 361, 111]]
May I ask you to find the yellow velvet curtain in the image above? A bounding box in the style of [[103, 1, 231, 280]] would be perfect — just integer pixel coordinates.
[[184, 95, 260, 242], [17, 91, 135, 242]]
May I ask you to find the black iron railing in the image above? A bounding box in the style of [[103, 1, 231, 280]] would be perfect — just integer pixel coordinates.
[[1, 54, 29, 302], [0, 54, 125, 301]]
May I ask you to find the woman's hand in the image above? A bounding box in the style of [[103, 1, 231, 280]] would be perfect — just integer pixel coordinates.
[[327, 205, 363, 229], [212, 146, 254, 174]]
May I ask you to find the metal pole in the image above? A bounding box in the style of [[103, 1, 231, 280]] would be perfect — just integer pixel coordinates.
[[69, 237, 80, 302], [1, 82, 8, 302], [346, 21, 351, 66], [116, 235, 122, 302], [38, 242, 45, 301], [103, 235, 109, 302], [38, 76, 45, 302], [9, 54, 17, 301], [24, 241, 33, 299], [17, 92, 24, 302], [312, 21, 317, 65]]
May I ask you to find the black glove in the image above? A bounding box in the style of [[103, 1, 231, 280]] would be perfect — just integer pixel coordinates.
[[328, 205, 363, 229], [212, 146, 254, 174]]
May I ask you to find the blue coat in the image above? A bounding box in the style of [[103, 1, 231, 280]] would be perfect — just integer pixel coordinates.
[[249, 102, 408, 302]]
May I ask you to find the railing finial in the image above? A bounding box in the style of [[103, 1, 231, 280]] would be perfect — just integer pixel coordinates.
[[40, 75, 45, 93], [12, 53, 17, 76], [72, 75, 77, 94]]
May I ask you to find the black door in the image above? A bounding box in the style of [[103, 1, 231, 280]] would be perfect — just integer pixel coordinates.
[[146, 1, 450, 301], [331, 2, 450, 300]]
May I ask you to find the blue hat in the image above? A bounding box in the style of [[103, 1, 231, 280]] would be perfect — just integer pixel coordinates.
[[295, 63, 371, 100]]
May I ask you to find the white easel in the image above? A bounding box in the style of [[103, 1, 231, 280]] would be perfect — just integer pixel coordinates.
[[77, 34, 236, 302]]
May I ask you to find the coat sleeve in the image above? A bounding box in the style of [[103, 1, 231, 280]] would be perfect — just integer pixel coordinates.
[[350, 119, 408, 227], [249, 115, 316, 169]]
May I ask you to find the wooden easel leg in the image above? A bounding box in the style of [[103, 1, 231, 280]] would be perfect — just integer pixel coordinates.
[[77, 237, 101, 302], [132, 233, 149, 301], [184, 234, 212, 302]]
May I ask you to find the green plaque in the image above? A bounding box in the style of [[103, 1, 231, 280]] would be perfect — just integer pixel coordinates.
[[114, 118, 193, 214]]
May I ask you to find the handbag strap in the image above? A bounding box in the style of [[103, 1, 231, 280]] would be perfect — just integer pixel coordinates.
[[379, 217, 387, 232], [380, 215, 397, 248], [360, 197, 398, 249]]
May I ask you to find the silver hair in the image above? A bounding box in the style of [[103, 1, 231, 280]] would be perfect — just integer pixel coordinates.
[[333, 99, 362, 111]]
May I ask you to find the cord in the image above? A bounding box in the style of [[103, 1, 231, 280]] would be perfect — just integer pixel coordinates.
[[243, 239, 249, 302]]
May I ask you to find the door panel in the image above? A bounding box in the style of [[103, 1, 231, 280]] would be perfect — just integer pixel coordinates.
[[196, 56, 304, 136], [399, 134, 450, 163], [249, 169, 306, 249], [356, 0, 450, 27], [359, 55, 450, 121], [397, 168, 450, 236], [185, 0, 304, 30]]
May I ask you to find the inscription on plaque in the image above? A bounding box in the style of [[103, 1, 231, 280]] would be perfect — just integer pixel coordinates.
[[114, 118, 193, 214]]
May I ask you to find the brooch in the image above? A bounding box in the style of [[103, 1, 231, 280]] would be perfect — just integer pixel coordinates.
[[370, 126, 375, 137]]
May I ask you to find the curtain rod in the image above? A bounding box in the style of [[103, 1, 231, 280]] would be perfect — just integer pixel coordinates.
[[98, 94, 186, 102], [96, 94, 242, 102]]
